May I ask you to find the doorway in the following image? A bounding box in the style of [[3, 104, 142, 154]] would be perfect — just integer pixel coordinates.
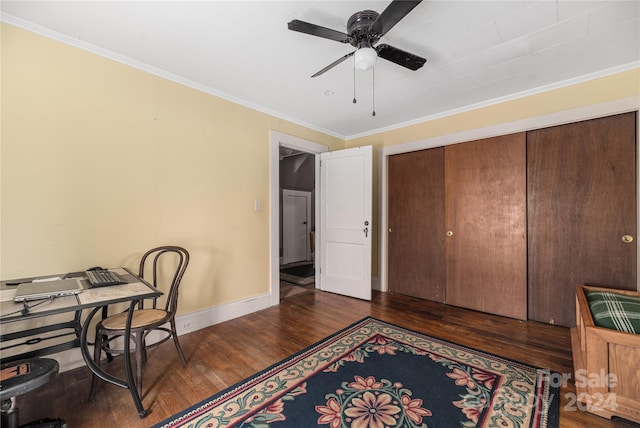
[[282, 189, 312, 265], [280, 152, 314, 299], [270, 132, 374, 304], [270, 131, 327, 304]]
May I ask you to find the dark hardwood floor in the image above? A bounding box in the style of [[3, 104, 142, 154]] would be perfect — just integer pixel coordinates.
[[15, 288, 639, 427]]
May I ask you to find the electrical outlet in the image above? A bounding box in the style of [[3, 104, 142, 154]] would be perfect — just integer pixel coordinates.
[[182, 321, 192, 330]]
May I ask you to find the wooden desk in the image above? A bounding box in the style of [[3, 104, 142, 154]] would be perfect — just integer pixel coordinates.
[[0, 268, 161, 418]]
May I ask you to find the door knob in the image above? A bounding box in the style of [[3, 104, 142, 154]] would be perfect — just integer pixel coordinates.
[[622, 235, 634, 243]]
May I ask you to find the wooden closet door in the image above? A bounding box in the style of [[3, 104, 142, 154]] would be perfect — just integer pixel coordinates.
[[445, 133, 527, 319], [528, 112, 637, 327], [388, 148, 445, 301]]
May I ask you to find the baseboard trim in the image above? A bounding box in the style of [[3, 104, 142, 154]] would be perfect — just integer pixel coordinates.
[[174, 292, 272, 336], [55, 292, 274, 372]]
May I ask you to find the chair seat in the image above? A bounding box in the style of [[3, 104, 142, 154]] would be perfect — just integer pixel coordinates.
[[100, 309, 168, 331]]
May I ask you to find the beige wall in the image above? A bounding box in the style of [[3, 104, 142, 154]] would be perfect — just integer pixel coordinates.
[[2, 23, 638, 316], [0, 23, 343, 315], [349, 68, 639, 149]]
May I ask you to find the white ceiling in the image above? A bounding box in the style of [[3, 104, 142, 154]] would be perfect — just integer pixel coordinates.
[[2, 1, 639, 139]]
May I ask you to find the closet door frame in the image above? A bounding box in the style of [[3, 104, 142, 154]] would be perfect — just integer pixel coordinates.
[[379, 96, 639, 294]]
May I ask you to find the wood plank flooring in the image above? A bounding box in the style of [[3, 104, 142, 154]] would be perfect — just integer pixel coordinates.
[[14, 288, 640, 427]]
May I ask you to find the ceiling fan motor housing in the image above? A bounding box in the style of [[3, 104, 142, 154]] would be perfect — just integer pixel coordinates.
[[347, 10, 381, 48]]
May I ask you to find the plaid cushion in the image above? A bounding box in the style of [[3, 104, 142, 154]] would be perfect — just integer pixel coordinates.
[[586, 290, 640, 334]]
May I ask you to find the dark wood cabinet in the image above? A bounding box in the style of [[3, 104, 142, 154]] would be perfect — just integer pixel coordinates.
[[388, 148, 445, 302], [527, 112, 637, 326]]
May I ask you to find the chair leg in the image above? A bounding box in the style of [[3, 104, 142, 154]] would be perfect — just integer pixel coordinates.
[[141, 333, 148, 365], [170, 319, 187, 367], [133, 332, 145, 396], [104, 337, 114, 362], [89, 329, 104, 399]]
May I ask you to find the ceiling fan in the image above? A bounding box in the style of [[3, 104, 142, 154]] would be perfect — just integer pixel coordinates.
[[288, 0, 426, 78]]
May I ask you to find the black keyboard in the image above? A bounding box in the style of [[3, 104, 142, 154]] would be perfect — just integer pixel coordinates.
[[85, 270, 126, 287]]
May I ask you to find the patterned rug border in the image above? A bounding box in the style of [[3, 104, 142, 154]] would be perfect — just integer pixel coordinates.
[[153, 316, 559, 428]]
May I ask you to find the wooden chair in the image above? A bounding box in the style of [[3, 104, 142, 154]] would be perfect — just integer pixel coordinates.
[[90, 246, 189, 396]]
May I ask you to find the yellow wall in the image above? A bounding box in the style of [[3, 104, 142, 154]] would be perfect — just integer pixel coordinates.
[[349, 68, 639, 149], [0, 23, 343, 314], [2, 22, 638, 315]]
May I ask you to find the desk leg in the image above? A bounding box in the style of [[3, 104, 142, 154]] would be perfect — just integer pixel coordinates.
[[122, 300, 147, 418], [80, 305, 148, 418]]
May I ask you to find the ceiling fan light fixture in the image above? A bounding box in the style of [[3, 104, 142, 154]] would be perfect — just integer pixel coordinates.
[[354, 46, 377, 71]]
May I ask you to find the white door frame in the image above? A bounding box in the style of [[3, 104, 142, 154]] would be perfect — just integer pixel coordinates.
[[282, 189, 312, 264], [270, 131, 328, 306]]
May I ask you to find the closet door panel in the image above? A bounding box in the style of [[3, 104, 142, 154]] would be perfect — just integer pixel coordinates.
[[388, 148, 445, 301], [445, 133, 527, 319], [528, 112, 637, 327]]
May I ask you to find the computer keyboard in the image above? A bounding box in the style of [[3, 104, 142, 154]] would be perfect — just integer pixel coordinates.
[[85, 270, 126, 287]]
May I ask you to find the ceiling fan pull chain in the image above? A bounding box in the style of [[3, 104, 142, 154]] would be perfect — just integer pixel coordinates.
[[353, 58, 357, 104], [372, 67, 376, 117]]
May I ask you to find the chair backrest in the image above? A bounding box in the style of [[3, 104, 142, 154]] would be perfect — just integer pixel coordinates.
[[138, 246, 189, 315]]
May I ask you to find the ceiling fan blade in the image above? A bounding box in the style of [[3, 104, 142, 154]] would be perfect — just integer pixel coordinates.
[[288, 19, 352, 43], [311, 52, 355, 77], [375, 44, 426, 71], [371, 0, 422, 37]]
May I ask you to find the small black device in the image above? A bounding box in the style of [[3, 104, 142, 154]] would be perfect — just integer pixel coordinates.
[[85, 269, 126, 287]]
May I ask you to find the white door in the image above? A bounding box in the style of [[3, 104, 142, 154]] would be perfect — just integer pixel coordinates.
[[282, 190, 311, 264], [320, 146, 372, 300]]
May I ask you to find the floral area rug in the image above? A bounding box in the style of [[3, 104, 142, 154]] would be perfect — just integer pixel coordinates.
[[153, 317, 559, 428]]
